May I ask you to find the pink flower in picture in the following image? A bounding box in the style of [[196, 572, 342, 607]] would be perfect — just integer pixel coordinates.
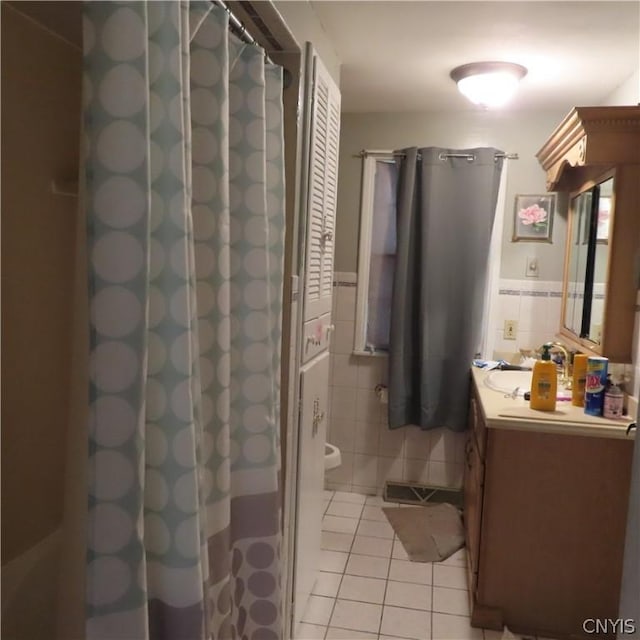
[[517, 203, 548, 228]]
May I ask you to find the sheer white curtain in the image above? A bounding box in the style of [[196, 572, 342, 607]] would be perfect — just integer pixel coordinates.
[[479, 161, 509, 360]]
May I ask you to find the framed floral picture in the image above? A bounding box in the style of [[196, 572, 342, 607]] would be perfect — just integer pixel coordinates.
[[512, 193, 556, 242]]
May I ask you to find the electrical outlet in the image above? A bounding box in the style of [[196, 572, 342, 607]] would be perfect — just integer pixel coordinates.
[[503, 320, 518, 340], [526, 256, 539, 278]]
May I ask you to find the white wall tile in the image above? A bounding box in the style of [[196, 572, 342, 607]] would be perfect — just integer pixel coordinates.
[[404, 427, 431, 461], [356, 388, 381, 423], [377, 425, 405, 457], [357, 357, 388, 390], [428, 461, 464, 489], [404, 458, 430, 485], [336, 285, 357, 322], [354, 421, 380, 455], [329, 418, 356, 454], [350, 485, 379, 497], [332, 387, 357, 421], [518, 293, 546, 332], [496, 293, 521, 330], [332, 353, 359, 388], [326, 451, 354, 486], [376, 455, 404, 489], [428, 429, 462, 463], [333, 320, 355, 355], [353, 454, 378, 488]]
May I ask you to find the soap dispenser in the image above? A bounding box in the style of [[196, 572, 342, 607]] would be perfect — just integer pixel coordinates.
[[530, 343, 557, 411]]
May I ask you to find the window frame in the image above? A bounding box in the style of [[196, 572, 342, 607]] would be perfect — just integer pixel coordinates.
[[354, 152, 396, 356]]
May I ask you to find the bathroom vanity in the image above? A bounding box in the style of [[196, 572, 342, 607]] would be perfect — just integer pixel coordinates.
[[464, 367, 634, 639]]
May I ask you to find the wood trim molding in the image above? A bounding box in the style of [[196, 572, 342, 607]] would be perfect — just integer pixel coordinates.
[[536, 106, 640, 190]]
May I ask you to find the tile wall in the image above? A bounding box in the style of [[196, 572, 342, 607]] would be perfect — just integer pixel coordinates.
[[325, 273, 640, 496], [491, 279, 563, 357], [325, 274, 568, 496]]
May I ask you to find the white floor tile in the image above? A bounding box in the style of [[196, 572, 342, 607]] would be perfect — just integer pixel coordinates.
[[326, 500, 364, 519], [365, 494, 388, 506], [356, 518, 395, 539], [384, 580, 431, 610], [330, 599, 382, 633], [324, 490, 335, 500], [301, 595, 335, 626], [312, 571, 343, 598], [322, 515, 359, 535], [333, 491, 367, 504], [433, 564, 468, 590], [338, 574, 386, 604], [392, 539, 409, 560], [482, 631, 533, 640], [380, 605, 431, 639], [388, 559, 433, 585], [432, 612, 483, 639], [294, 621, 327, 639], [321, 531, 354, 553], [345, 553, 390, 579], [361, 505, 389, 521], [441, 547, 467, 567], [350, 534, 393, 558], [380, 636, 418, 640], [326, 627, 378, 639], [321, 549, 349, 573], [432, 586, 470, 616]]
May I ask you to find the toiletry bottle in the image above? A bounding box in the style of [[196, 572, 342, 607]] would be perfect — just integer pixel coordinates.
[[571, 353, 588, 407], [530, 343, 557, 411], [585, 356, 608, 416], [603, 376, 624, 419]]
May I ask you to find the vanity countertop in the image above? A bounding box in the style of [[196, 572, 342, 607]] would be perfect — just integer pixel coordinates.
[[471, 367, 635, 440]]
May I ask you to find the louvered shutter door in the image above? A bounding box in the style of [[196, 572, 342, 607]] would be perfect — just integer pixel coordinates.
[[303, 52, 341, 321]]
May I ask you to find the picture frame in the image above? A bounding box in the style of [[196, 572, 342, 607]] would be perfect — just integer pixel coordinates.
[[512, 193, 555, 243]]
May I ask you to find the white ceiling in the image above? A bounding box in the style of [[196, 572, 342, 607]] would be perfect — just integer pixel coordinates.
[[308, 1, 640, 112]]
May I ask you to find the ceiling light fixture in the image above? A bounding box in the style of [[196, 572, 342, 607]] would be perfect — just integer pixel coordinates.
[[450, 61, 528, 108]]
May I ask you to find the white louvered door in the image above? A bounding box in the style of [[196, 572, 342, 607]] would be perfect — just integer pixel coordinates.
[[303, 51, 341, 321]]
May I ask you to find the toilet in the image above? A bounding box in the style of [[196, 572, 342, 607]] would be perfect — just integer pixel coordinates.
[[324, 443, 341, 471]]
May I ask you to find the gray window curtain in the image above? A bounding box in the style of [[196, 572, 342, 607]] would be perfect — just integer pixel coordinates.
[[388, 147, 504, 431]]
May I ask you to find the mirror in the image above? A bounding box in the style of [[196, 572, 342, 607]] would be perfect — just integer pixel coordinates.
[[562, 174, 614, 347]]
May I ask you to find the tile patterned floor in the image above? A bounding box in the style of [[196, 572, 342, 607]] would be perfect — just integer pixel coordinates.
[[294, 491, 543, 640]]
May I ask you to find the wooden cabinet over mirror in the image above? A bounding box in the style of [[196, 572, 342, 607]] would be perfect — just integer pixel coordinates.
[[537, 106, 640, 363]]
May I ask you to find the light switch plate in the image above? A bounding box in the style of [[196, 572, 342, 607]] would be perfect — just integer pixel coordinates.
[[526, 256, 539, 278]]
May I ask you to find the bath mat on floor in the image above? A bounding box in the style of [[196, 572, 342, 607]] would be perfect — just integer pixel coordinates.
[[382, 503, 464, 563]]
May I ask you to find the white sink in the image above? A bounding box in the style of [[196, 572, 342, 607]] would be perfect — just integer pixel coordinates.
[[325, 443, 341, 471], [484, 369, 571, 399], [484, 370, 533, 396]]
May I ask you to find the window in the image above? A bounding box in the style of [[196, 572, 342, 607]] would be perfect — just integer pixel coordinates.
[[354, 154, 398, 353]]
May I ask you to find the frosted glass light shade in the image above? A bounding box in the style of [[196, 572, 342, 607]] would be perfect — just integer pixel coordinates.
[[451, 62, 527, 108]]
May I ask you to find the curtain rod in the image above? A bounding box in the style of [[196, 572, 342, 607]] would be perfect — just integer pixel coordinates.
[[353, 149, 519, 161], [211, 0, 273, 63], [212, 0, 256, 46]]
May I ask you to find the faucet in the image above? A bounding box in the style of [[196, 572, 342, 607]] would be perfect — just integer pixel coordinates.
[[539, 341, 572, 387]]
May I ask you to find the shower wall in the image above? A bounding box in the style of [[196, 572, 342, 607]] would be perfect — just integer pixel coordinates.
[[1, 3, 81, 636]]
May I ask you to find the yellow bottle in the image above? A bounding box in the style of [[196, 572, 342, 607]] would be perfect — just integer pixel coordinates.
[[571, 353, 588, 407], [530, 344, 557, 411]]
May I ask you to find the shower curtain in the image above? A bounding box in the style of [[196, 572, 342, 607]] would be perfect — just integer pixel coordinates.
[[83, 2, 284, 638], [388, 147, 503, 431]]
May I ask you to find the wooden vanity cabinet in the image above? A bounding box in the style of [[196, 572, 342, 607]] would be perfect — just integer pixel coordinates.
[[464, 385, 634, 638]]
